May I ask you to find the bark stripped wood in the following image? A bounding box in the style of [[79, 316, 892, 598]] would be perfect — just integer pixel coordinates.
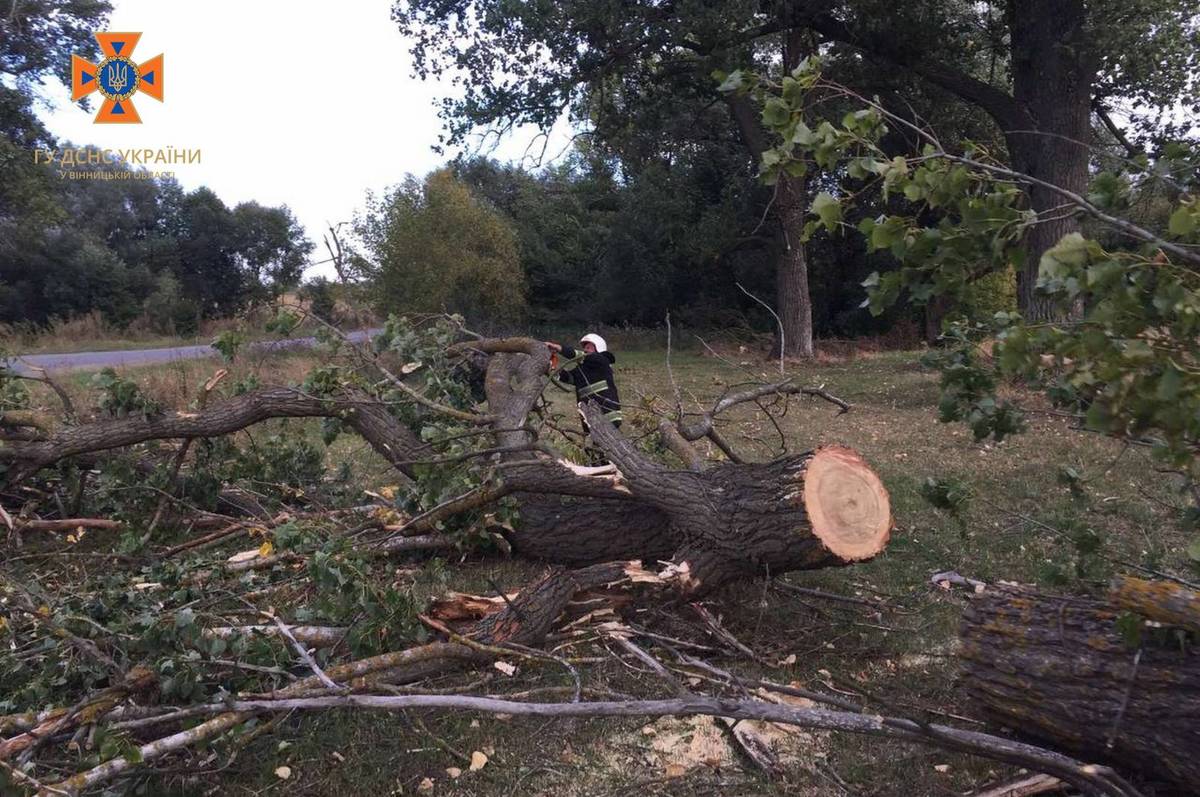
[[959, 584, 1200, 791], [44, 694, 1144, 797], [968, 773, 1065, 797], [12, 518, 121, 533]]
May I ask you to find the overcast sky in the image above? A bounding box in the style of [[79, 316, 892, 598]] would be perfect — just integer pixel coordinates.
[[37, 0, 570, 277]]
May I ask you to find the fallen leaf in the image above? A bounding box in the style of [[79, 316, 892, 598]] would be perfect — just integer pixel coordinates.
[[469, 751, 488, 771], [417, 776, 434, 792], [493, 661, 516, 676], [274, 766, 292, 780], [665, 763, 688, 778], [934, 764, 950, 773], [227, 548, 259, 563], [780, 653, 797, 665], [445, 767, 462, 779]]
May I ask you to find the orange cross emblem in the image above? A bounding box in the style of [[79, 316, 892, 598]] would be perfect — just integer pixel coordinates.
[[71, 32, 163, 124]]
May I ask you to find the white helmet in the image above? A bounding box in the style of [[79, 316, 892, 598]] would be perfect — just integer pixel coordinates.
[[579, 333, 607, 353]]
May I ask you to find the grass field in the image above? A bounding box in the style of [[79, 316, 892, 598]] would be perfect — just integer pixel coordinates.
[[12, 341, 1192, 796]]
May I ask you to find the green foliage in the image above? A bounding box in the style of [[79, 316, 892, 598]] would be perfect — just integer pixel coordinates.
[[300, 276, 338, 322], [0, 354, 30, 414], [91, 368, 162, 419], [736, 57, 1200, 559], [211, 329, 247, 363], [920, 476, 972, 517], [357, 168, 527, 323], [142, 271, 201, 336]]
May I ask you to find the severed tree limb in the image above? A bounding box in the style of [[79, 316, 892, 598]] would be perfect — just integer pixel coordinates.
[[1110, 575, 1200, 634], [45, 694, 1143, 797], [0, 667, 156, 761], [41, 641, 483, 795], [657, 418, 704, 471], [266, 612, 342, 689], [0, 385, 426, 484], [147, 369, 228, 534], [9, 367, 77, 424], [12, 518, 121, 534]]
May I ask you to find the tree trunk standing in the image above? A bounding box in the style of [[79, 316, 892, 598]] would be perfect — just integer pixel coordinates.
[[1005, 0, 1096, 321], [959, 584, 1200, 791], [775, 176, 815, 358], [724, 30, 816, 360], [774, 27, 816, 359]]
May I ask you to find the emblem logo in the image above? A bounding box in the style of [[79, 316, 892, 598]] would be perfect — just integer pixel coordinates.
[[71, 33, 163, 124]]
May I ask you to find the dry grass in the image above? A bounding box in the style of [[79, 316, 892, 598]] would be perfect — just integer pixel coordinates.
[[4, 300, 379, 356]]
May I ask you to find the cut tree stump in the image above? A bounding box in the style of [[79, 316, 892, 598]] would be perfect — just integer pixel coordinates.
[[959, 583, 1200, 792]]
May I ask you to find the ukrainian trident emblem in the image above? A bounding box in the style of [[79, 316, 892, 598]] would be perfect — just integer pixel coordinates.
[[72, 33, 163, 124]]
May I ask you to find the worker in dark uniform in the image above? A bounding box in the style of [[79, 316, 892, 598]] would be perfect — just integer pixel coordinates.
[[546, 333, 622, 431]]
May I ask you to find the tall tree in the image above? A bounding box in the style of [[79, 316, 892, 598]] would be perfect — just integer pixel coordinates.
[[395, 1, 831, 355], [393, 0, 1199, 325], [356, 168, 527, 323]]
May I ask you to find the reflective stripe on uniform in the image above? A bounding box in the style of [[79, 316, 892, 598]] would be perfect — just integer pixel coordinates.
[[603, 410, 623, 423], [578, 379, 609, 399], [559, 352, 585, 371]]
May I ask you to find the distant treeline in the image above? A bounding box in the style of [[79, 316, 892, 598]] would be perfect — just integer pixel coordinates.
[[1, 88, 312, 334]]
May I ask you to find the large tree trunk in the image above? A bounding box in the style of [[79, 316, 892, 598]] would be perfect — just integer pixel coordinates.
[[774, 28, 816, 358], [775, 176, 815, 359], [959, 582, 1200, 792], [723, 28, 815, 360], [1005, 0, 1095, 321], [581, 403, 890, 593]]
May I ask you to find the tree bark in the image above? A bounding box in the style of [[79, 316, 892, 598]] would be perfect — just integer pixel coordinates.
[[582, 403, 890, 593], [722, 26, 815, 360], [775, 175, 815, 358], [1004, 0, 1096, 321], [959, 583, 1200, 791], [785, 1, 1096, 322]]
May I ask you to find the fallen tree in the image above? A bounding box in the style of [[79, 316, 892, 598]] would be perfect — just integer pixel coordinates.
[[0, 326, 891, 597], [958, 579, 1200, 792], [6, 316, 1153, 795]]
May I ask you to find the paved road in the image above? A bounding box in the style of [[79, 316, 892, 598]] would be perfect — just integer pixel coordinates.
[[4, 329, 381, 376]]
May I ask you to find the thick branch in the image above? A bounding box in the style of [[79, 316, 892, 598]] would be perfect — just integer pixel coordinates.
[[0, 386, 424, 482]]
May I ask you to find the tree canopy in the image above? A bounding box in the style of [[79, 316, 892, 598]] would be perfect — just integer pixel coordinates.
[[356, 168, 527, 323]]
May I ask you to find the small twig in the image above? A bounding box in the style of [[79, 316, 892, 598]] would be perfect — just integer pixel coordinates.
[[265, 612, 343, 690], [1105, 648, 1142, 750], [737, 282, 786, 376], [609, 633, 686, 696]]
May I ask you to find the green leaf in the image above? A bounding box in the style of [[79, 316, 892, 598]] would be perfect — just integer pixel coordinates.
[[1114, 612, 1143, 649], [715, 69, 745, 93], [810, 192, 842, 232], [761, 98, 790, 128], [1169, 205, 1196, 237], [1187, 537, 1200, 563]]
